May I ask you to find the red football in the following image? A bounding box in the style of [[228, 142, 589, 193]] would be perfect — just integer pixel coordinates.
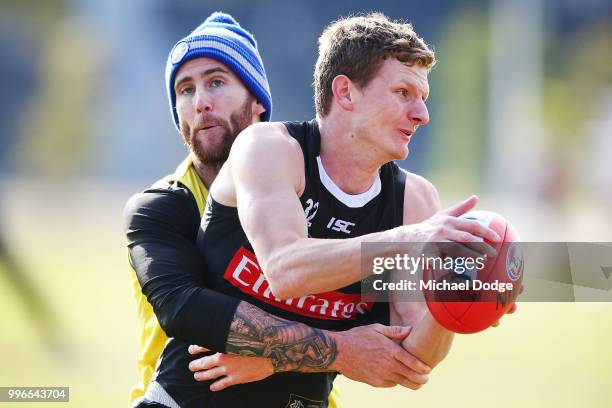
[[424, 211, 523, 334]]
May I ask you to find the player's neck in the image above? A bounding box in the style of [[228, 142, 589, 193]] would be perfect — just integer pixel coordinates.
[[191, 154, 222, 190], [317, 116, 381, 195]]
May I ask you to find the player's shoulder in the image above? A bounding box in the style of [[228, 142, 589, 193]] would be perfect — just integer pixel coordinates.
[[400, 168, 441, 223], [232, 121, 303, 159], [123, 178, 198, 230], [125, 177, 194, 213], [401, 169, 438, 198]]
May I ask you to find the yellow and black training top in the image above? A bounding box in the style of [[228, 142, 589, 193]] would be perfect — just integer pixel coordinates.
[[124, 156, 239, 406]]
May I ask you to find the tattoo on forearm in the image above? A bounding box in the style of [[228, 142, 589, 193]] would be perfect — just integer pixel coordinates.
[[226, 302, 338, 373]]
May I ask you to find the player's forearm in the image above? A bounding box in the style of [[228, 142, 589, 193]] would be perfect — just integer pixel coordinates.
[[400, 312, 454, 368], [136, 270, 240, 351], [225, 301, 340, 373], [264, 228, 403, 299]]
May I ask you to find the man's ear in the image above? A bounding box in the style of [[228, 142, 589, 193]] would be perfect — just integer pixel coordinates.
[[331, 74, 355, 112], [252, 100, 266, 120]]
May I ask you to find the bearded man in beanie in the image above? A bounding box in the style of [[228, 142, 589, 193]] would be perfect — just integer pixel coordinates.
[[124, 11, 430, 408], [124, 12, 271, 407]]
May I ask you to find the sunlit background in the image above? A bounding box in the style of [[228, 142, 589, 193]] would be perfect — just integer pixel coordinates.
[[1, 0, 611, 407]]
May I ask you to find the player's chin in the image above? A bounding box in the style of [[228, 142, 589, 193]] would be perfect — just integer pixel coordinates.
[[390, 145, 410, 161], [192, 140, 230, 164]]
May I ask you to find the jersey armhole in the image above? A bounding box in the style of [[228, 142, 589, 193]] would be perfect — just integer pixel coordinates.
[[393, 164, 407, 226]]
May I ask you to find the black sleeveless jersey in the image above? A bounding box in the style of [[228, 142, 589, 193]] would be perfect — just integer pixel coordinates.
[[151, 119, 406, 408]]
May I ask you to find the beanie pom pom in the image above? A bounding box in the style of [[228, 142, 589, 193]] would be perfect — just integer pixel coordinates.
[[205, 12, 239, 26]]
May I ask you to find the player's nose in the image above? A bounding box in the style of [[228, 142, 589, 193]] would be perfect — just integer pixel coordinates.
[[409, 99, 429, 126], [194, 87, 213, 113]]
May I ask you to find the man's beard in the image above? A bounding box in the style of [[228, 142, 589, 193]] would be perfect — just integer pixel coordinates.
[[184, 97, 254, 166]]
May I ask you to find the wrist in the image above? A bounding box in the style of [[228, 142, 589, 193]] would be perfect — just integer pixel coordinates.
[[327, 331, 348, 373], [402, 312, 453, 368]]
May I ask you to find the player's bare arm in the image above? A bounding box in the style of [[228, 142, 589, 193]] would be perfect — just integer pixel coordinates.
[[213, 121, 375, 299], [213, 123, 500, 300], [225, 301, 338, 372]]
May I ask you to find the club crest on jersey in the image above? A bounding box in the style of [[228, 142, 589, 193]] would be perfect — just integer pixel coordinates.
[[224, 247, 373, 320], [303, 198, 319, 227]]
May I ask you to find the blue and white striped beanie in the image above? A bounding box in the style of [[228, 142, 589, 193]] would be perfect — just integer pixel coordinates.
[[165, 12, 272, 130]]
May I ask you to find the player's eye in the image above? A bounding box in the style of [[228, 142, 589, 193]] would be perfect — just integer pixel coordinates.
[[210, 79, 224, 88], [179, 86, 194, 95], [397, 88, 412, 99]]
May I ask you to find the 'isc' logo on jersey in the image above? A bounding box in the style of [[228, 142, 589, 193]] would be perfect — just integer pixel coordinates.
[[327, 217, 355, 234]]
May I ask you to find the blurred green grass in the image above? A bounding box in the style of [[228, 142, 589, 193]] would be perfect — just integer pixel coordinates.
[[338, 302, 612, 407], [0, 181, 611, 407]]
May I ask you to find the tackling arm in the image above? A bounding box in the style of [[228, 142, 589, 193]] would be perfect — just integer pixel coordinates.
[[124, 188, 240, 352]]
